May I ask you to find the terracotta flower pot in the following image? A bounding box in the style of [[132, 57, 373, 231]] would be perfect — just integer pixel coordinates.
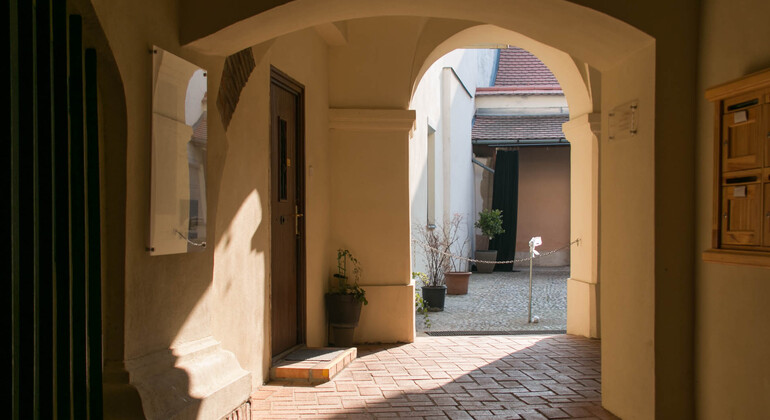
[[445, 272, 471, 295]]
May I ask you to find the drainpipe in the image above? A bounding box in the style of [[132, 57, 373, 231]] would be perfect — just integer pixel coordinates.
[[472, 157, 494, 173]]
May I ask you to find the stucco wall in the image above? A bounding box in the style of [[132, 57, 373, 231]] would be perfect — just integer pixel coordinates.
[[410, 50, 489, 273], [89, 0, 332, 416], [88, 0, 256, 418], [514, 147, 571, 267], [475, 94, 569, 114], [695, 0, 770, 417], [600, 43, 656, 420], [212, 28, 332, 386], [86, 0, 716, 418]]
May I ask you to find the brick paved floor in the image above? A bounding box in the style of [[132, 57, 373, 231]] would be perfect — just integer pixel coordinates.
[[252, 334, 618, 419], [417, 267, 569, 334]]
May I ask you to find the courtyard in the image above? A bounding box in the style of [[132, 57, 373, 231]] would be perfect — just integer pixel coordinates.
[[253, 334, 615, 419], [251, 268, 612, 419], [417, 267, 569, 334]]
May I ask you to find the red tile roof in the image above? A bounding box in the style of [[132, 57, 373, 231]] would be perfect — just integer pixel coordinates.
[[495, 47, 560, 87], [472, 114, 568, 142], [476, 86, 562, 96]]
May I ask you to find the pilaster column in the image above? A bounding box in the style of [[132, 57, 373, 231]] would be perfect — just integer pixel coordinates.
[[562, 112, 601, 338], [327, 108, 416, 343]]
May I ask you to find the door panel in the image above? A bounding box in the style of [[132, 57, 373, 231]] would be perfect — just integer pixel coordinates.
[[722, 107, 762, 172], [764, 183, 770, 247], [270, 70, 305, 356], [721, 184, 761, 246]]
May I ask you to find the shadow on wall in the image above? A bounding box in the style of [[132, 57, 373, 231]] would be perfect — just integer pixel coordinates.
[[253, 335, 617, 419]]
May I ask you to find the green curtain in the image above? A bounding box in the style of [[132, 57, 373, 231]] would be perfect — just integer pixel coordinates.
[[490, 150, 519, 271]]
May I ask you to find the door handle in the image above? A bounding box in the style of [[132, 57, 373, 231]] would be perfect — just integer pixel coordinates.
[[295, 205, 304, 236]]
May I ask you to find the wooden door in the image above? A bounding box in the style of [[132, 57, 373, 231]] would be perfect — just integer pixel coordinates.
[[270, 68, 306, 356]]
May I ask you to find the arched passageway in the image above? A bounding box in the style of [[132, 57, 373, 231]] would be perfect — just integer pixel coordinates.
[[86, 1, 682, 419], [409, 25, 599, 339]]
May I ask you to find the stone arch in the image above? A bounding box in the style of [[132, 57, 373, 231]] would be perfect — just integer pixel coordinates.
[[409, 24, 593, 118], [180, 2, 657, 417], [409, 24, 600, 338], [182, 0, 654, 71]]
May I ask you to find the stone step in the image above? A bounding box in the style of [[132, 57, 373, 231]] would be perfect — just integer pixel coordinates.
[[270, 347, 357, 384]]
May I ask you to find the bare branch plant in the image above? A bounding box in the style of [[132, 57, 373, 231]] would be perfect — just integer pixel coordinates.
[[415, 214, 469, 286]]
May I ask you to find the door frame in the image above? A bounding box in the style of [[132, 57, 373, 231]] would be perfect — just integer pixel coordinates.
[[269, 66, 307, 357]]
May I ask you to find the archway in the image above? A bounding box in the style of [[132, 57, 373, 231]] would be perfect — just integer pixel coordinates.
[[181, 3, 656, 418], [89, 0, 659, 418], [409, 25, 599, 339]]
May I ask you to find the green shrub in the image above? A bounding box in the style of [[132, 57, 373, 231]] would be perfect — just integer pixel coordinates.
[[474, 209, 504, 240]]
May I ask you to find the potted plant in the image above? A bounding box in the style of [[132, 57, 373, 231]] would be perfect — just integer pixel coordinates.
[[474, 208, 504, 273], [413, 221, 450, 310], [412, 271, 444, 312], [443, 215, 472, 295], [325, 248, 368, 346], [413, 276, 432, 328], [414, 214, 469, 308]]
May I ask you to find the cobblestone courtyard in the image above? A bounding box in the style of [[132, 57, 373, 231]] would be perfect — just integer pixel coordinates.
[[417, 267, 569, 334]]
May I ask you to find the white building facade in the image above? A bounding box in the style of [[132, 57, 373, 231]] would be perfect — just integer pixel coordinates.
[[409, 49, 497, 273]]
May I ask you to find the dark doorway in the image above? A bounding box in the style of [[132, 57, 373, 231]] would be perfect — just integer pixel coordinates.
[[490, 149, 520, 272], [270, 67, 306, 356]]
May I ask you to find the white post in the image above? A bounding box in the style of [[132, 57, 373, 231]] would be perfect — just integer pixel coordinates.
[[528, 248, 533, 323], [528, 237, 542, 323]]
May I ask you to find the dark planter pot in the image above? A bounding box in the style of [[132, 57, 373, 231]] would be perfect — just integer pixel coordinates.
[[474, 250, 498, 273], [421, 286, 447, 312], [325, 293, 363, 347], [325, 293, 363, 326], [445, 272, 471, 295], [330, 326, 356, 347]]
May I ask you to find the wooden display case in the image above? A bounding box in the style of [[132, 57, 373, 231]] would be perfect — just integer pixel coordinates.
[[703, 69, 770, 268]]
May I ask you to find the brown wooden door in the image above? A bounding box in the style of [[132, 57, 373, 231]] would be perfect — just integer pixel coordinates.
[[270, 68, 305, 356]]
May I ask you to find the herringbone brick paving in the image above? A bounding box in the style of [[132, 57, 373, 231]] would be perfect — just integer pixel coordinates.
[[252, 334, 619, 419]]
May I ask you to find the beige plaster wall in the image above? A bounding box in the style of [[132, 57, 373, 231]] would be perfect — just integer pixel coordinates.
[[563, 114, 600, 339], [514, 147, 571, 267], [91, 0, 223, 361], [599, 43, 657, 420], [328, 17, 426, 109], [90, 0, 712, 417], [695, 0, 770, 417], [211, 27, 331, 386], [88, 1, 334, 416], [328, 109, 416, 343], [88, 0, 256, 418]]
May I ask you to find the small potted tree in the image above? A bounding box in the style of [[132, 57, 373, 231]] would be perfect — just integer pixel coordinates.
[[474, 209, 504, 273], [325, 249, 368, 346], [443, 214, 472, 295], [414, 223, 451, 311]]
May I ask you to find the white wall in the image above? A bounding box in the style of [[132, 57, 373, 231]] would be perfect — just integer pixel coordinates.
[[410, 49, 494, 273], [475, 94, 568, 115]]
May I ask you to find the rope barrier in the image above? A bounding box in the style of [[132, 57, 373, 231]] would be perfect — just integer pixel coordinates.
[[411, 237, 581, 264]]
